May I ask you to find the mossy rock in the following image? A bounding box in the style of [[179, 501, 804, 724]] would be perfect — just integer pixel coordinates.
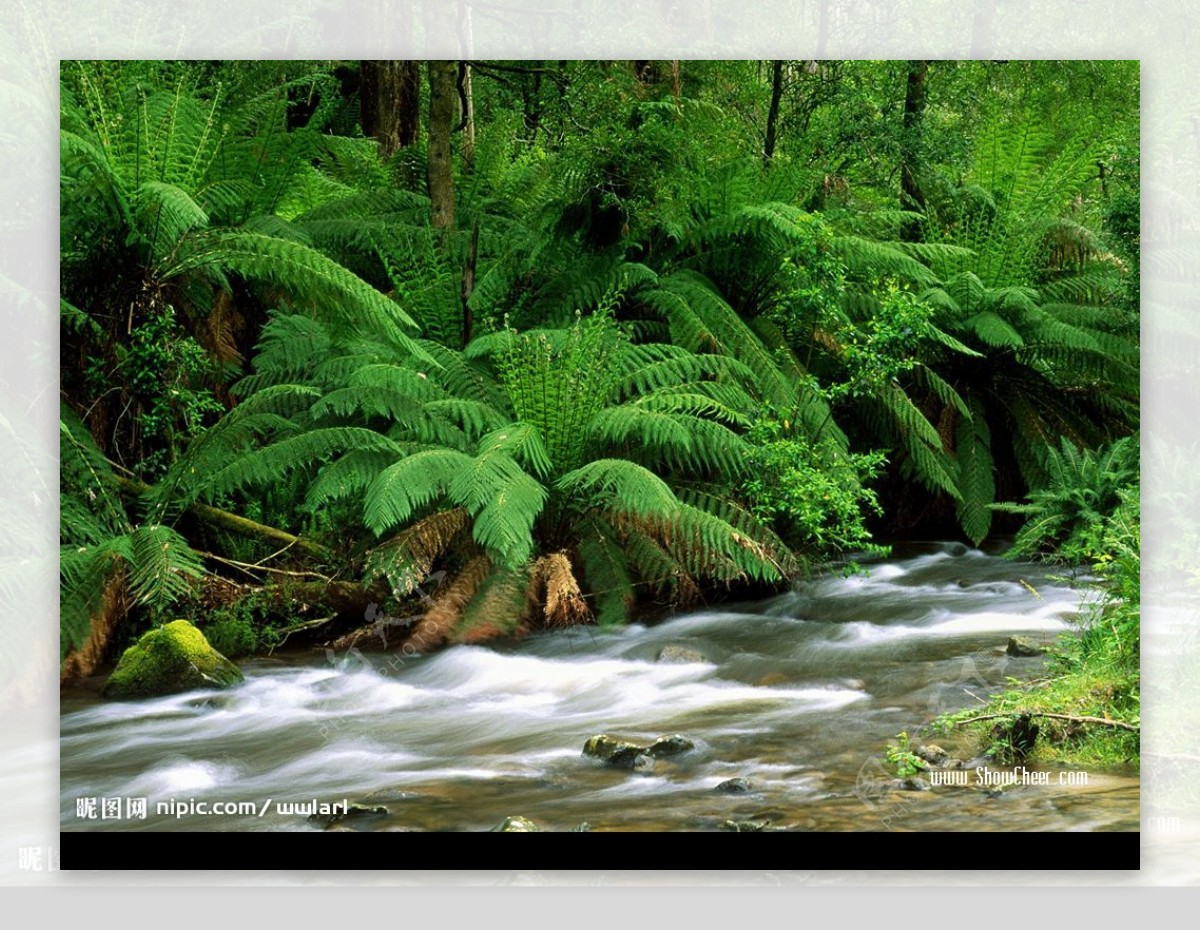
[[103, 620, 244, 699], [583, 733, 693, 771], [583, 734, 644, 762]]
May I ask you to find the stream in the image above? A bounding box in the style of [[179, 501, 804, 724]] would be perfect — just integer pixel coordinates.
[[60, 542, 1140, 832]]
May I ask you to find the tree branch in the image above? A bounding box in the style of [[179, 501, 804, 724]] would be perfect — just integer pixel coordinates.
[[114, 475, 332, 559], [949, 712, 1138, 732]]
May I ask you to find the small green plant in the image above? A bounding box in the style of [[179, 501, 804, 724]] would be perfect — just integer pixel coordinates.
[[203, 612, 258, 659], [995, 435, 1139, 563], [197, 593, 283, 659], [742, 412, 887, 557], [885, 731, 929, 778]]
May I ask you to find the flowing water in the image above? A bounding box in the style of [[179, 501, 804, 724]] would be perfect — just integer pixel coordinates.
[[60, 543, 1139, 832]]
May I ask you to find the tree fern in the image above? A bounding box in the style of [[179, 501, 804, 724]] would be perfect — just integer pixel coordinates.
[[61, 407, 206, 662], [214, 306, 805, 631]]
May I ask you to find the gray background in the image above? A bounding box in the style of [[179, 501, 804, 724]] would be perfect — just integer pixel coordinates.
[[1, 0, 1187, 890]]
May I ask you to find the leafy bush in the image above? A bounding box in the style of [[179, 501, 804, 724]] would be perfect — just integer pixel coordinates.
[[742, 413, 886, 556]]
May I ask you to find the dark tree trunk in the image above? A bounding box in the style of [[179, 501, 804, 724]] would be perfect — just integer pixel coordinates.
[[763, 60, 784, 166], [427, 60, 457, 232], [632, 60, 662, 86], [459, 62, 476, 173], [461, 219, 479, 348], [900, 60, 929, 243], [523, 67, 542, 141], [360, 61, 421, 157]]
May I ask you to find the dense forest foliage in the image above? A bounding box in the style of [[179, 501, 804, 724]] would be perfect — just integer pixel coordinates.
[[59, 60, 1139, 684]]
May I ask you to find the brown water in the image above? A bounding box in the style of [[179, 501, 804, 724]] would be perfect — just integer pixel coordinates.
[[60, 542, 1139, 832]]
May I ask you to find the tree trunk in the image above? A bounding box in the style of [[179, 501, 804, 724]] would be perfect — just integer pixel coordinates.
[[360, 61, 421, 157], [900, 60, 929, 242], [460, 62, 476, 173], [763, 60, 784, 166], [427, 61, 457, 232], [461, 218, 479, 347], [523, 66, 542, 142]]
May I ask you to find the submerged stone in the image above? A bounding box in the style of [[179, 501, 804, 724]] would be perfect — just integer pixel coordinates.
[[494, 816, 540, 832], [647, 734, 695, 758], [309, 802, 389, 829], [721, 819, 770, 832], [656, 644, 708, 664], [102, 620, 243, 699], [714, 777, 756, 794], [891, 777, 932, 792], [1006, 636, 1045, 657]]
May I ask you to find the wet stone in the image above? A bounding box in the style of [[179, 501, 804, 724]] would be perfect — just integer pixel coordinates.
[[494, 816, 540, 832], [714, 777, 756, 794], [913, 744, 952, 767], [647, 734, 695, 758], [310, 802, 389, 829], [721, 819, 771, 832], [1006, 636, 1045, 657], [891, 777, 932, 792], [656, 644, 708, 664]]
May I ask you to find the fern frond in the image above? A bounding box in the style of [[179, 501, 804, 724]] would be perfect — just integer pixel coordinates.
[[126, 523, 205, 605], [305, 448, 398, 510], [204, 426, 400, 501], [966, 311, 1026, 348], [363, 448, 474, 536], [475, 422, 553, 481], [576, 519, 636, 628], [164, 230, 429, 360], [556, 458, 678, 518], [447, 448, 547, 568], [955, 395, 996, 545]]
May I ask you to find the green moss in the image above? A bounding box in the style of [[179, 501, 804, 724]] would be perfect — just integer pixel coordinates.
[[935, 668, 1140, 768], [203, 613, 259, 659], [103, 619, 244, 699]]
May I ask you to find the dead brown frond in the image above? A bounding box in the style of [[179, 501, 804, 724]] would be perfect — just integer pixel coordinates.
[[419, 554, 492, 650], [937, 404, 958, 454], [60, 566, 129, 683], [451, 562, 532, 644], [203, 290, 245, 367], [532, 551, 591, 628]]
